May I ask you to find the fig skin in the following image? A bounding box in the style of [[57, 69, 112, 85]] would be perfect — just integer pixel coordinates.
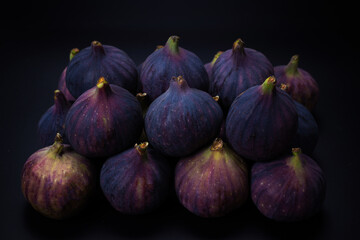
[[274, 55, 319, 111], [38, 90, 71, 147], [140, 36, 209, 102], [204, 51, 223, 79], [66, 41, 138, 99], [145, 76, 223, 158], [226, 76, 298, 161], [21, 134, 95, 219], [251, 148, 326, 221], [210, 39, 274, 110], [65, 77, 143, 158], [100, 142, 171, 215], [57, 48, 79, 102], [175, 138, 249, 218]]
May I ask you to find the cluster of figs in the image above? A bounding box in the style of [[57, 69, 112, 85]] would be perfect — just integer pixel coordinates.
[[21, 36, 326, 221]]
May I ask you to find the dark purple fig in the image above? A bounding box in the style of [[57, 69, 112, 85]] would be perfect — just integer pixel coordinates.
[[21, 134, 95, 219], [204, 51, 223, 79], [57, 48, 79, 102], [38, 90, 71, 147], [145, 76, 223, 157], [210, 38, 274, 110], [66, 41, 138, 99], [251, 148, 326, 221], [140, 36, 209, 102], [65, 77, 143, 158], [274, 55, 319, 111], [226, 76, 298, 161], [175, 138, 249, 218], [100, 142, 171, 215]]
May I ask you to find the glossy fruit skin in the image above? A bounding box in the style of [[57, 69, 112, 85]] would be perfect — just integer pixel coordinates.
[[210, 39, 274, 110], [100, 143, 171, 214], [274, 55, 319, 111], [251, 149, 326, 221], [175, 139, 249, 218], [226, 77, 298, 161], [140, 36, 209, 102], [65, 79, 143, 158], [21, 138, 95, 219], [66, 41, 138, 99], [38, 90, 71, 147], [145, 76, 223, 158], [292, 101, 319, 154]]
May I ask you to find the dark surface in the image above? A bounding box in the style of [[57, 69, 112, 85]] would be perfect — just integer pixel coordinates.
[[1, 0, 359, 239]]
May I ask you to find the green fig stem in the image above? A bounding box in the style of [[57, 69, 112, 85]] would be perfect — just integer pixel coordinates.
[[166, 36, 180, 54], [96, 77, 112, 95], [288, 148, 304, 179], [69, 48, 79, 61], [285, 55, 300, 76], [232, 38, 246, 56], [135, 142, 149, 155], [210, 138, 224, 151], [91, 41, 105, 55], [211, 51, 223, 66], [261, 76, 277, 95], [50, 133, 64, 155]]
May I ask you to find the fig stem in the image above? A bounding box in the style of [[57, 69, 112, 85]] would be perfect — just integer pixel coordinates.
[[211, 51, 223, 66], [166, 36, 180, 54], [135, 142, 149, 155], [261, 76, 277, 94], [232, 38, 246, 55], [285, 55, 300, 76], [50, 133, 64, 155], [91, 41, 105, 55], [213, 95, 219, 102], [210, 138, 224, 151], [69, 48, 79, 61]]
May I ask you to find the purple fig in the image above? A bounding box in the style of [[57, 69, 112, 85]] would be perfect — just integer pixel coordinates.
[[204, 51, 223, 79], [140, 36, 209, 102], [226, 76, 298, 161], [175, 138, 249, 218], [210, 39, 274, 110], [251, 148, 326, 221], [145, 76, 223, 157], [57, 48, 79, 102], [66, 41, 138, 99], [38, 90, 71, 147], [136, 92, 150, 142], [274, 55, 319, 111], [100, 142, 171, 215], [65, 77, 143, 158], [21, 133, 95, 219]]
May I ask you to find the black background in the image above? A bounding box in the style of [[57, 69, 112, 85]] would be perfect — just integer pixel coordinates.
[[1, 0, 359, 239]]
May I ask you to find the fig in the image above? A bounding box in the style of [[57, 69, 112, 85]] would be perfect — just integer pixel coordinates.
[[251, 148, 326, 221], [175, 138, 249, 218], [66, 41, 138, 99], [57, 48, 79, 102], [145, 76, 223, 157], [65, 77, 143, 158], [274, 55, 319, 111], [210, 38, 274, 110], [226, 76, 298, 161], [100, 142, 171, 215], [140, 36, 209, 102], [38, 90, 71, 147], [21, 134, 95, 219], [204, 51, 223, 79]]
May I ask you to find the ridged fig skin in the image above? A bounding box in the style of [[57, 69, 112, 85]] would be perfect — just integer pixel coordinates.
[[140, 36, 209, 102], [226, 77, 298, 161], [145, 76, 223, 158], [58, 67, 76, 102], [274, 55, 319, 111], [210, 39, 274, 110], [100, 144, 171, 215], [251, 149, 326, 221], [175, 139, 249, 218], [66, 41, 138, 98], [38, 90, 71, 147], [292, 101, 319, 154], [65, 79, 143, 158], [21, 139, 95, 219]]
